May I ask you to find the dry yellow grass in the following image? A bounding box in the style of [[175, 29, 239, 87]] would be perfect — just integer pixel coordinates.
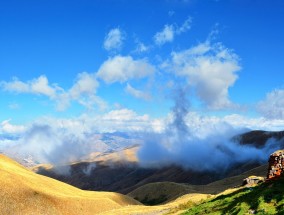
[[86, 145, 139, 163], [99, 193, 211, 215], [0, 154, 214, 215], [0, 154, 140, 215], [30, 145, 139, 173]]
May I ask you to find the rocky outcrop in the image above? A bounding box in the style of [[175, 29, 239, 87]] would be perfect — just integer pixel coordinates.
[[267, 150, 284, 180], [242, 176, 264, 187]]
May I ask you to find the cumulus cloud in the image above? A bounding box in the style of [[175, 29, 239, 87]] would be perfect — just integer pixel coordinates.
[[56, 72, 103, 111], [154, 17, 192, 45], [1, 75, 57, 98], [163, 41, 241, 109], [103, 28, 125, 51], [257, 89, 284, 119], [69, 73, 99, 98], [96, 55, 155, 84], [125, 83, 151, 100], [1, 72, 102, 111], [30, 76, 57, 97]]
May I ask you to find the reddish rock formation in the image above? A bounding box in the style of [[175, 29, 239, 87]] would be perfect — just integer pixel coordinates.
[[267, 150, 284, 180]]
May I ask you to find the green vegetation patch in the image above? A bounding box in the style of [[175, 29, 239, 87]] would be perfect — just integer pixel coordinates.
[[183, 176, 284, 215]]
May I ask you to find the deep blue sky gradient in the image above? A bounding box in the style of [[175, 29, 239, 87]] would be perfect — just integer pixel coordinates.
[[1, 0, 284, 122]]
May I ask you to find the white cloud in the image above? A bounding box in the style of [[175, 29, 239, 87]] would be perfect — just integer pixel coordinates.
[[2, 108, 284, 166], [69, 72, 98, 98], [0, 119, 26, 134], [103, 28, 125, 51], [1, 78, 29, 92], [1, 75, 56, 98], [183, 112, 284, 135], [164, 41, 241, 109], [1, 109, 162, 139], [56, 72, 102, 111], [125, 83, 151, 100], [138, 109, 281, 171], [154, 25, 175, 45], [30, 76, 57, 97], [86, 108, 164, 133], [96, 55, 155, 84], [257, 89, 284, 119], [102, 108, 148, 121], [154, 17, 192, 45], [1, 73, 102, 111]]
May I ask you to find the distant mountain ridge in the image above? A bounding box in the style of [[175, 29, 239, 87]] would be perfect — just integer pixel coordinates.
[[233, 130, 284, 148], [35, 130, 284, 195]]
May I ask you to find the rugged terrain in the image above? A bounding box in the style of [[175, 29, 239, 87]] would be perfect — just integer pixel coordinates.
[[34, 130, 284, 195], [1, 130, 284, 214]]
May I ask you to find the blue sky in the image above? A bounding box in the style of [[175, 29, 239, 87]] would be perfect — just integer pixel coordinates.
[[1, 0, 284, 131]]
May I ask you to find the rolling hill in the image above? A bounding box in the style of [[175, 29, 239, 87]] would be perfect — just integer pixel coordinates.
[[0, 153, 239, 215], [34, 145, 266, 195], [127, 164, 268, 205], [1, 130, 283, 215], [0, 154, 140, 215]]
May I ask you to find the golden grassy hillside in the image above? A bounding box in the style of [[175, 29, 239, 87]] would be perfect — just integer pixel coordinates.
[[83, 144, 139, 164], [0, 154, 140, 215], [0, 153, 213, 215], [31, 145, 139, 172]]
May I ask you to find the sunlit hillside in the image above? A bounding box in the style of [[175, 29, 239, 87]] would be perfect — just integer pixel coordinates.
[[183, 176, 284, 214], [0, 154, 140, 215]]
